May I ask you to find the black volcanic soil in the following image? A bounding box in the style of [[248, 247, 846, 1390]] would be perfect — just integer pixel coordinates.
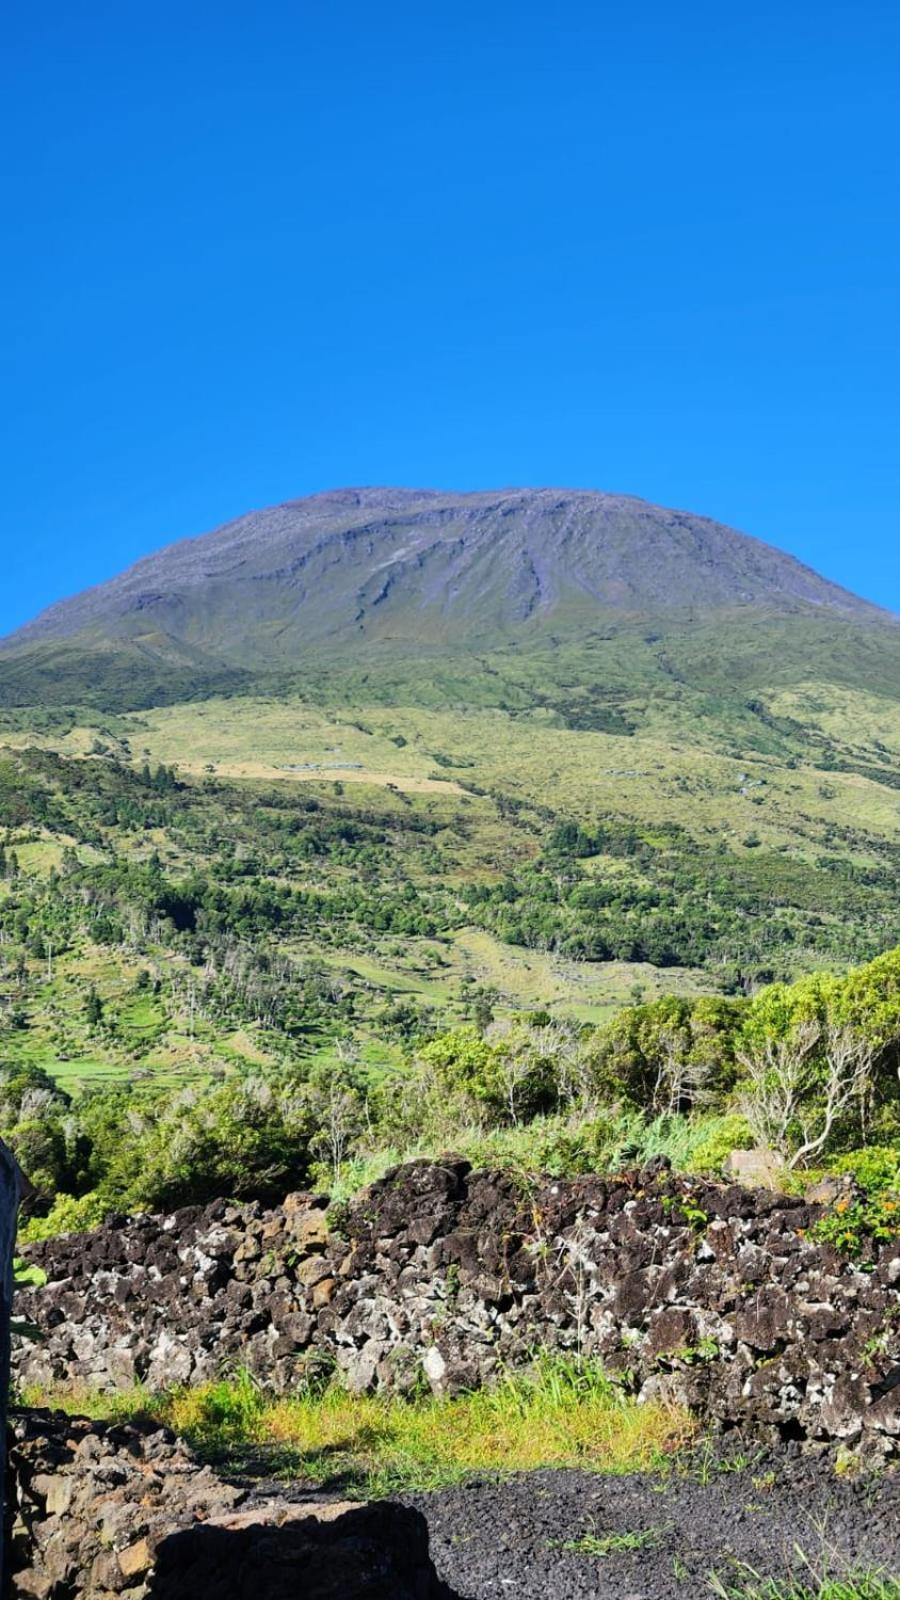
[[401, 1454, 900, 1599], [240, 1449, 900, 1597]]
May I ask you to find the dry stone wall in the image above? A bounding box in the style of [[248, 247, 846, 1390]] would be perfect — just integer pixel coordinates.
[[15, 1160, 900, 1456]]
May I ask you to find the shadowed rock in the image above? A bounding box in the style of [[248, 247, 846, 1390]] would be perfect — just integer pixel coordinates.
[[150, 1503, 458, 1600], [7, 1409, 457, 1599]]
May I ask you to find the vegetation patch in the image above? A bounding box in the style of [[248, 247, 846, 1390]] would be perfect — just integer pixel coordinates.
[[21, 1357, 692, 1497], [709, 1568, 900, 1600], [1, 674, 899, 1239], [550, 1526, 662, 1556]]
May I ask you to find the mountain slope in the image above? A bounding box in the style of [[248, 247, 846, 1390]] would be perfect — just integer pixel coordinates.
[[3, 488, 891, 667], [1, 487, 897, 717]]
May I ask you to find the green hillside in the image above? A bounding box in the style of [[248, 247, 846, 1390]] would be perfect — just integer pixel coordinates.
[[0, 488, 897, 1230]]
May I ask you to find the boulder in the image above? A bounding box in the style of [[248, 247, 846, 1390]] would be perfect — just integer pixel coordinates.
[[723, 1148, 786, 1189]]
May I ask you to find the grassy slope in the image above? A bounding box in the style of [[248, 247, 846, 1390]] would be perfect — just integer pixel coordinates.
[[0, 613, 897, 1095], [129, 693, 896, 862], [0, 798, 710, 1097]]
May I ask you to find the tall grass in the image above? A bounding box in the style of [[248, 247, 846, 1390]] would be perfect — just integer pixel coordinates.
[[709, 1565, 900, 1600], [323, 1108, 754, 1202], [23, 1355, 692, 1497]]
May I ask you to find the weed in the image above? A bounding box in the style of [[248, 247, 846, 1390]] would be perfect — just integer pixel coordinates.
[[656, 1336, 721, 1369], [751, 1471, 776, 1492], [708, 1554, 900, 1600], [551, 1526, 661, 1556], [675, 1436, 755, 1485]]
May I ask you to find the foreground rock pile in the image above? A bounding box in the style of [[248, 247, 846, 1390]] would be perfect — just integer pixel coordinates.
[[16, 1160, 900, 1455], [7, 1408, 453, 1599]]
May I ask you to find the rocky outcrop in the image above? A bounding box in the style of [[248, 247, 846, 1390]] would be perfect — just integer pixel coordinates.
[[7, 1408, 454, 1598], [15, 1161, 900, 1456]]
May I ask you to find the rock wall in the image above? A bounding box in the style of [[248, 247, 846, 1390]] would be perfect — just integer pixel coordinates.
[[15, 1160, 900, 1456], [7, 1409, 454, 1598]]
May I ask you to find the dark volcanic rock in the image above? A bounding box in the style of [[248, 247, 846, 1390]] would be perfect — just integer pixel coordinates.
[[15, 1163, 900, 1458]]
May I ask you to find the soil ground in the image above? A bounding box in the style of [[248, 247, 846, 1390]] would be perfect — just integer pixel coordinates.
[[400, 1454, 899, 1599]]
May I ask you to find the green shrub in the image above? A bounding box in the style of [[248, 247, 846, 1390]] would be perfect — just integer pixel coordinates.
[[419, 1025, 560, 1125], [811, 1196, 897, 1256], [587, 996, 745, 1114], [830, 1144, 900, 1196], [19, 1190, 109, 1244], [810, 1148, 900, 1256], [684, 1115, 755, 1175]]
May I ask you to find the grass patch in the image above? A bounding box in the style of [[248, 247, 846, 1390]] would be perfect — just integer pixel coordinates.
[[709, 1566, 900, 1600], [551, 1526, 662, 1556], [23, 1356, 692, 1497]]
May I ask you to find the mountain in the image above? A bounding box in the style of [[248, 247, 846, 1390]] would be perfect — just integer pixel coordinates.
[[0, 487, 895, 711], [4, 487, 893, 651]]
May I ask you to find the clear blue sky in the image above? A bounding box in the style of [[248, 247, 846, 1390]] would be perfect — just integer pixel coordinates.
[[3, 0, 899, 634]]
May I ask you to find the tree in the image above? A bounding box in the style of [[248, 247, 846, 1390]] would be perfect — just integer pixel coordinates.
[[649, 1025, 715, 1117], [84, 987, 103, 1027], [737, 1020, 876, 1168], [308, 1062, 367, 1187]]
